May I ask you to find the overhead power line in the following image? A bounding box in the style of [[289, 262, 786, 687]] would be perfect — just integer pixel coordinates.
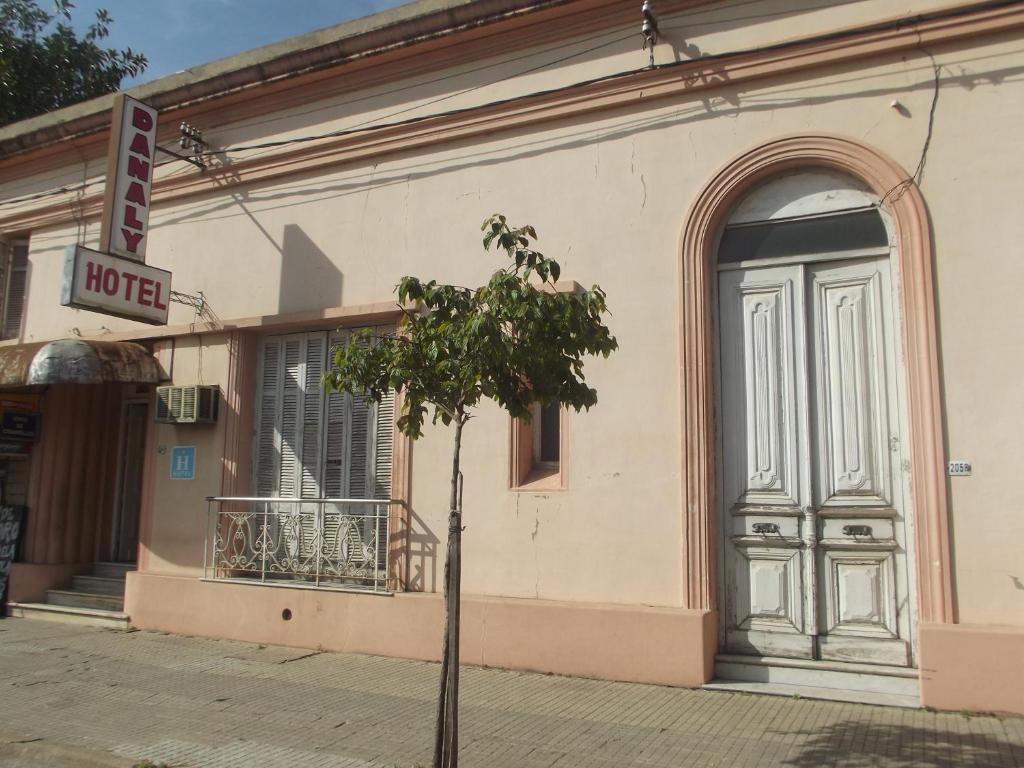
[[1, 0, 1018, 212]]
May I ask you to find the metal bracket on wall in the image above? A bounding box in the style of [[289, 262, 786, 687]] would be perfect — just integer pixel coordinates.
[[154, 122, 211, 171], [641, 0, 659, 68], [170, 290, 205, 314], [170, 290, 220, 329]]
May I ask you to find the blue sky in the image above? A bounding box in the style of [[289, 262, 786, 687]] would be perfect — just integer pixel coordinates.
[[69, 0, 410, 87]]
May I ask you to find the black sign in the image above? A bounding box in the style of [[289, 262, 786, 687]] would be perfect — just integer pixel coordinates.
[[0, 412, 39, 441], [0, 505, 25, 608]]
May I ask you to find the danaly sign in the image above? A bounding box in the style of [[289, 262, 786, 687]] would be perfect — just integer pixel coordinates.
[[99, 94, 158, 262], [62, 245, 171, 325], [62, 94, 173, 326]]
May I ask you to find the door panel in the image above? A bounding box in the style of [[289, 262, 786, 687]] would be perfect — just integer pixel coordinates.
[[719, 257, 912, 667], [720, 270, 802, 508], [808, 259, 910, 664], [821, 548, 898, 636], [720, 265, 812, 658], [818, 541, 909, 665], [810, 264, 892, 507]]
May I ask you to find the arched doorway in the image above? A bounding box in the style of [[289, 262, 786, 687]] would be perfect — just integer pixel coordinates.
[[679, 136, 953, 701], [716, 168, 914, 667]]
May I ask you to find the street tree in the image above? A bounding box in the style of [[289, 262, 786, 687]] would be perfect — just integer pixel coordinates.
[[1, 0, 147, 126], [324, 215, 618, 768]]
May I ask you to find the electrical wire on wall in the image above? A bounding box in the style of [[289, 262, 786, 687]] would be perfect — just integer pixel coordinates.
[[880, 47, 943, 205], [0, 0, 1018, 211]]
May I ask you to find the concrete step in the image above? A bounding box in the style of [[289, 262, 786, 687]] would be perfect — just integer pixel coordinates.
[[46, 589, 124, 612], [91, 562, 136, 580], [71, 575, 126, 596], [703, 679, 922, 709], [5, 602, 130, 630], [712, 654, 920, 701]]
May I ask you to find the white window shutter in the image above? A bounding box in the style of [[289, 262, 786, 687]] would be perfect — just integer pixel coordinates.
[[324, 330, 350, 498], [370, 326, 395, 567], [0, 243, 27, 341], [300, 333, 326, 498], [348, 393, 371, 497], [278, 336, 303, 498], [345, 329, 375, 499], [372, 325, 395, 502], [254, 325, 396, 504], [255, 338, 283, 497], [373, 389, 395, 501]]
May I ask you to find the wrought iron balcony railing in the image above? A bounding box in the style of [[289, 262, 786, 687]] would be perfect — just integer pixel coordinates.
[[204, 497, 392, 593]]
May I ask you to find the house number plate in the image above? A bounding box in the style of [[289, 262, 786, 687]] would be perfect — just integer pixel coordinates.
[[947, 461, 972, 476]]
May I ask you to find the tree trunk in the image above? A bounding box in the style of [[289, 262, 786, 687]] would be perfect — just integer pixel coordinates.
[[433, 416, 464, 768]]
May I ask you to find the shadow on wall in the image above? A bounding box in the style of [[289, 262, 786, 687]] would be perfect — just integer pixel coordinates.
[[782, 719, 1023, 767], [279, 224, 343, 315], [404, 505, 439, 593]]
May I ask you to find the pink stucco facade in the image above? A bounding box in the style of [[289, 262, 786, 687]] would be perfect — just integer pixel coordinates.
[[2, 0, 1023, 715]]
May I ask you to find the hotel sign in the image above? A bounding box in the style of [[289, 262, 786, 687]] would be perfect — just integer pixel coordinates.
[[99, 94, 158, 262], [64, 94, 173, 326], [62, 245, 171, 325]]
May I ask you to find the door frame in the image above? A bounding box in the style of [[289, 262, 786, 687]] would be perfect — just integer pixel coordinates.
[[678, 135, 953, 633], [110, 396, 149, 563], [714, 252, 919, 666]]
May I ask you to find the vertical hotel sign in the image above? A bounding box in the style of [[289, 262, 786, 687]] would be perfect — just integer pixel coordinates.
[[99, 94, 158, 261], [63, 94, 171, 325]]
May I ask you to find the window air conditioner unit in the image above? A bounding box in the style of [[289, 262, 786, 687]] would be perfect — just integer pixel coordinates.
[[155, 385, 219, 424]]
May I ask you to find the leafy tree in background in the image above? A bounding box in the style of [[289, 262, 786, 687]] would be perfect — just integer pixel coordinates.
[[325, 215, 618, 768], [1, 0, 146, 126]]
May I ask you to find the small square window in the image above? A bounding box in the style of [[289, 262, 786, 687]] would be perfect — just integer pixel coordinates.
[[510, 402, 567, 491]]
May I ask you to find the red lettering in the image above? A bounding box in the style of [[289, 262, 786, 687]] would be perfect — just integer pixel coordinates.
[[123, 205, 143, 230], [138, 278, 154, 307], [131, 106, 153, 132], [125, 181, 147, 207], [102, 268, 119, 296], [153, 280, 167, 311], [85, 261, 103, 292], [128, 133, 150, 158], [122, 272, 139, 301], [127, 156, 150, 182], [121, 229, 144, 253]]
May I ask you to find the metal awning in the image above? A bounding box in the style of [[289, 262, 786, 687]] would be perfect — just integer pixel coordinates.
[[0, 339, 159, 387]]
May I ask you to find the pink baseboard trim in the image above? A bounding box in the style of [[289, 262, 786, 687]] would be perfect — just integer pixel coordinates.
[[462, 594, 717, 686], [920, 623, 1024, 715], [125, 572, 716, 687], [7, 562, 90, 602]]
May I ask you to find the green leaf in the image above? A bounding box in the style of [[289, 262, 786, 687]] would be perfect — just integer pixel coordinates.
[[325, 215, 615, 456]]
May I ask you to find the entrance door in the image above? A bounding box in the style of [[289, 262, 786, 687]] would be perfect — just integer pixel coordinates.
[[112, 401, 147, 563], [718, 255, 913, 667]]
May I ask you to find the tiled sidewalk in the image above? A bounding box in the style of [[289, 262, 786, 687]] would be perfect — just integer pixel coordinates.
[[0, 619, 1021, 767]]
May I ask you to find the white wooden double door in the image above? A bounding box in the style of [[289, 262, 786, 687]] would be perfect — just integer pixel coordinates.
[[718, 256, 914, 667]]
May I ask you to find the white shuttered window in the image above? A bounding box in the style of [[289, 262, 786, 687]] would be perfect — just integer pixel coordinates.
[[254, 328, 394, 501], [0, 241, 28, 341]]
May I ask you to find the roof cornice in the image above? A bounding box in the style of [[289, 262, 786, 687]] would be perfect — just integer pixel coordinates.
[[0, 0, 578, 157], [1, 0, 1020, 236]]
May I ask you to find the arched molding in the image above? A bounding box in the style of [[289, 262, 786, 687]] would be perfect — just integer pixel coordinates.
[[678, 134, 954, 625]]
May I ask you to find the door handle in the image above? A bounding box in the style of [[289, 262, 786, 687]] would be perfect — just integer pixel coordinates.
[[752, 523, 779, 535], [842, 524, 873, 537]]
